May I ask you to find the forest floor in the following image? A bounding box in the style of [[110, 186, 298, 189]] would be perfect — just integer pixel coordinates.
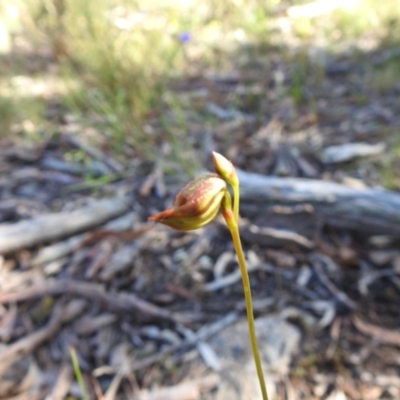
[[1, 2, 400, 400]]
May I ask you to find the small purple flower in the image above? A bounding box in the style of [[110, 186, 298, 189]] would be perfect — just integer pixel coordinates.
[[178, 32, 192, 44]]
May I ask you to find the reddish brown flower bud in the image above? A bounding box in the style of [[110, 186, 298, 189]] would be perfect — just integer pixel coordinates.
[[149, 173, 227, 231]]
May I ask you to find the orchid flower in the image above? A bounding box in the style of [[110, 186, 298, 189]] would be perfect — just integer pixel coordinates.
[[149, 152, 269, 400], [149, 173, 228, 231]]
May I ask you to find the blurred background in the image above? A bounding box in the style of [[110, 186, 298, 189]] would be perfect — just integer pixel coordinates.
[[1, 0, 400, 399], [1, 0, 399, 180]]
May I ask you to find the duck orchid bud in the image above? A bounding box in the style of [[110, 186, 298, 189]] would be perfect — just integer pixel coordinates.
[[149, 173, 228, 231], [212, 151, 240, 223], [149, 153, 269, 399], [212, 151, 238, 188]]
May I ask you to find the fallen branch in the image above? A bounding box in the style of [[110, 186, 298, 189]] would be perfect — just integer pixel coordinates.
[[31, 212, 147, 267], [0, 196, 131, 254], [238, 170, 400, 235], [0, 279, 186, 325]]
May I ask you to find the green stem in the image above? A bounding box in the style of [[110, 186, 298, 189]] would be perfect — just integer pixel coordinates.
[[232, 181, 239, 223], [224, 214, 269, 400], [70, 347, 89, 400]]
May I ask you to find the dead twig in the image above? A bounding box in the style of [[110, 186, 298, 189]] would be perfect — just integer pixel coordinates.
[[312, 255, 357, 309], [138, 374, 220, 400], [0, 300, 87, 377], [46, 363, 73, 400], [0, 279, 186, 325], [241, 223, 314, 249], [352, 316, 400, 346], [0, 196, 131, 254], [204, 263, 261, 292], [32, 212, 140, 267], [204, 261, 275, 292], [130, 312, 238, 372], [94, 312, 238, 376]]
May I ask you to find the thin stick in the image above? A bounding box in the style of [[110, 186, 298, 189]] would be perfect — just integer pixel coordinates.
[[0, 279, 184, 324], [0, 300, 86, 377], [93, 312, 238, 375], [223, 210, 268, 400]]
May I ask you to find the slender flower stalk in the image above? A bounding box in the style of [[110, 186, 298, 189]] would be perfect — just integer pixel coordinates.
[[149, 152, 269, 400], [222, 207, 269, 400]]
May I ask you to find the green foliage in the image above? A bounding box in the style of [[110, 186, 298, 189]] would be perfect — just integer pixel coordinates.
[[0, 95, 17, 136], [0, 92, 46, 141], [290, 0, 400, 50], [69, 347, 89, 400], [15, 0, 274, 169], [370, 59, 400, 93], [3, 0, 400, 173], [380, 138, 400, 190]]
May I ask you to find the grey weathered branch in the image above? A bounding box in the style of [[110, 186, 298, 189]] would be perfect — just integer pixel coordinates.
[[0, 196, 131, 254], [0, 279, 186, 325], [238, 169, 400, 236]]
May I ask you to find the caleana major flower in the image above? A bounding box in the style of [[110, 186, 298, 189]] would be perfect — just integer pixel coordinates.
[[148, 173, 229, 231], [149, 152, 269, 400]]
